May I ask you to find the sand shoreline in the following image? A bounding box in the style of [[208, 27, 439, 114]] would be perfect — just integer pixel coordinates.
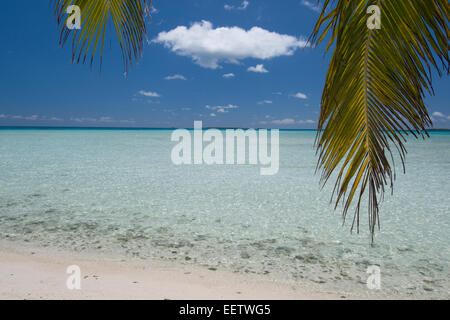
[[0, 241, 358, 300]]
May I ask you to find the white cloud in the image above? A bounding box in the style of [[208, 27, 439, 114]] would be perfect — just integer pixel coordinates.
[[164, 74, 186, 80], [0, 114, 64, 121], [70, 117, 135, 124], [154, 21, 308, 69], [150, 6, 159, 14], [138, 90, 161, 97], [301, 0, 322, 13], [223, 73, 235, 78], [99, 117, 113, 122], [71, 117, 97, 123], [206, 104, 239, 114], [258, 100, 273, 104], [224, 1, 249, 11], [272, 118, 295, 125], [248, 64, 268, 73], [293, 92, 308, 99], [431, 111, 450, 122], [268, 118, 315, 126], [210, 113, 217, 117], [432, 112, 445, 118]]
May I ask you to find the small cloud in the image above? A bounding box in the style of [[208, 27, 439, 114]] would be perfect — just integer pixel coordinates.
[[2, 114, 64, 122], [70, 116, 135, 124], [432, 112, 446, 118], [25, 115, 39, 121], [272, 92, 282, 95], [248, 64, 268, 73], [150, 6, 159, 14], [223, 73, 235, 78], [181, 107, 192, 111], [272, 118, 295, 125], [258, 100, 273, 105], [164, 74, 187, 80], [431, 111, 450, 123], [301, 0, 322, 13], [71, 117, 97, 123], [138, 90, 161, 97], [298, 119, 315, 124], [206, 104, 239, 114], [224, 1, 249, 11], [99, 117, 114, 123], [293, 92, 308, 99], [210, 113, 217, 117]]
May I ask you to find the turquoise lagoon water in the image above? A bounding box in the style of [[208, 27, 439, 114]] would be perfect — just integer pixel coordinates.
[[0, 129, 448, 298]]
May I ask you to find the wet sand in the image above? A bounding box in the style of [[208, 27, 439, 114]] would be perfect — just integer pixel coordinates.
[[0, 243, 350, 300]]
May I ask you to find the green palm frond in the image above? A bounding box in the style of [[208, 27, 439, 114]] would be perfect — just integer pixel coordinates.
[[53, 0, 151, 72], [310, 0, 449, 242]]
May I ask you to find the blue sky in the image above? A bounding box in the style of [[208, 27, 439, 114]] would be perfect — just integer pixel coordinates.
[[0, 0, 449, 128]]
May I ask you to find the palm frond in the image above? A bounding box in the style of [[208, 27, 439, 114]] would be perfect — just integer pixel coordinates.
[[310, 0, 449, 242], [53, 0, 151, 72]]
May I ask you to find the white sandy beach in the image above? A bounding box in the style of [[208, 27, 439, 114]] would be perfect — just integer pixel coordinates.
[[0, 242, 353, 300], [0, 245, 348, 300]]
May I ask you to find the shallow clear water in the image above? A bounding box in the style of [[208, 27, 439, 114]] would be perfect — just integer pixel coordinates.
[[0, 129, 448, 298]]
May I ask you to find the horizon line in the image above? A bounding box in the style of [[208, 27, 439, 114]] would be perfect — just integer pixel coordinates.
[[0, 126, 449, 132]]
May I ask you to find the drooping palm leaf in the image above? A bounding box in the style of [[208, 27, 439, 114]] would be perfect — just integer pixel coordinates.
[[53, 0, 151, 72], [310, 0, 449, 242]]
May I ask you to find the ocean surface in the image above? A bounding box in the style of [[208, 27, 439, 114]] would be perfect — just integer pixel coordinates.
[[0, 128, 449, 298]]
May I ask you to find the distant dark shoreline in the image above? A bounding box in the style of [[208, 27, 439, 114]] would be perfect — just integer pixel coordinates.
[[0, 126, 449, 132]]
